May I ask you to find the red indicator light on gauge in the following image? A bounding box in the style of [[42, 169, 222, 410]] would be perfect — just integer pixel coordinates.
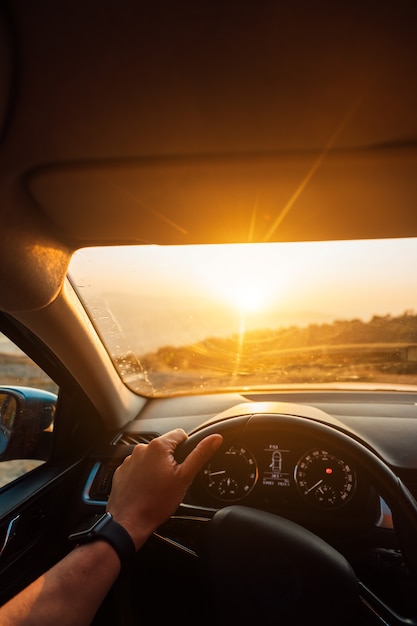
[[326, 467, 333, 474]]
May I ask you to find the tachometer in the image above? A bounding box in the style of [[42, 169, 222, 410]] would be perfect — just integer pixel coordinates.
[[202, 444, 258, 502], [294, 449, 356, 509]]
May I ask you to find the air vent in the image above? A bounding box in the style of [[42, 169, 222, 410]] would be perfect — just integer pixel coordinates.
[[87, 462, 117, 502], [84, 433, 160, 504], [113, 432, 159, 446]]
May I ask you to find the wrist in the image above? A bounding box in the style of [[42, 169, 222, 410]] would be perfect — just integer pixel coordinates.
[[110, 516, 154, 552], [68, 513, 136, 572]]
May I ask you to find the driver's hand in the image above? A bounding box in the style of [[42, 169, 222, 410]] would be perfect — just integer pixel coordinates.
[[107, 428, 223, 549]]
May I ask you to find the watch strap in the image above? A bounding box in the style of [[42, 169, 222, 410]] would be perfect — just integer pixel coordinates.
[[68, 512, 136, 571]]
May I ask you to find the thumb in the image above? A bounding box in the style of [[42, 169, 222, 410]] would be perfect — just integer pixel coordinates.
[[179, 434, 223, 482]]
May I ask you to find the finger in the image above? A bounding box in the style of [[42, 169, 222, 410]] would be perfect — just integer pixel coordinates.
[[159, 428, 188, 449], [179, 434, 223, 480]]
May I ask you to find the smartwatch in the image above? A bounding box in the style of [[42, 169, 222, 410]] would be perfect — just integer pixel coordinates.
[[68, 512, 136, 571]]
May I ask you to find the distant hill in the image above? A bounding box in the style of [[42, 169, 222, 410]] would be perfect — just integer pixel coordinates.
[[117, 311, 417, 393]]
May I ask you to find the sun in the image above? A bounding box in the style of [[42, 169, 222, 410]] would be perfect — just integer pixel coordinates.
[[191, 244, 279, 316], [227, 283, 268, 314]]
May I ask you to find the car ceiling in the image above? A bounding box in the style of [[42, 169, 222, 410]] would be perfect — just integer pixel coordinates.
[[0, 0, 417, 312]]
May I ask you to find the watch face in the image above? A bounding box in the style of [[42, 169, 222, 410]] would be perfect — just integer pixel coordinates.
[[68, 513, 111, 543], [68, 513, 136, 571]]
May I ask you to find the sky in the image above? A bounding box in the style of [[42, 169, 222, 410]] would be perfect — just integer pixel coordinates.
[[69, 238, 417, 354]]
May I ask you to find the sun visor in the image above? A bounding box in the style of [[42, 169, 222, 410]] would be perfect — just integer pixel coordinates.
[[28, 148, 417, 246], [0, 191, 71, 312]]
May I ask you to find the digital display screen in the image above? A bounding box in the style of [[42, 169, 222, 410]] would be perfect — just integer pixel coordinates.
[[261, 443, 291, 488]]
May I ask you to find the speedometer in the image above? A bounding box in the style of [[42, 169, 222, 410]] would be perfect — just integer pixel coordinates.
[[201, 444, 258, 502], [294, 449, 356, 509]]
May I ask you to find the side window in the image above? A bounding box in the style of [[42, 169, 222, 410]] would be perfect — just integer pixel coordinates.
[[0, 332, 58, 488]]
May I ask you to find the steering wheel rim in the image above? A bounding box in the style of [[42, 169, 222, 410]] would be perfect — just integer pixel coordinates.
[[175, 410, 417, 624]]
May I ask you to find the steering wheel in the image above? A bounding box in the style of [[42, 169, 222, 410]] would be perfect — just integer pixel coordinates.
[[174, 408, 417, 625]]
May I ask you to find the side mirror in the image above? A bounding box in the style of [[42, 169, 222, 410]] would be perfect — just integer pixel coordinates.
[[0, 386, 57, 461]]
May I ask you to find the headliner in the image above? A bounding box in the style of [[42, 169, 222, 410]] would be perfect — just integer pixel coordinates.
[[0, 0, 417, 310]]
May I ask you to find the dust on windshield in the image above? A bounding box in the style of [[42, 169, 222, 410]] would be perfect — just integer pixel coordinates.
[[69, 239, 417, 397]]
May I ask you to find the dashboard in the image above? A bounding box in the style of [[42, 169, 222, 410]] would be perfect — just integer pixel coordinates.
[[82, 391, 412, 538], [70, 390, 417, 625], [80, 389, 417, 534]]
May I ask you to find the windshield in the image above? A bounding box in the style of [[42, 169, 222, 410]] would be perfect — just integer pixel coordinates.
[[69, 238, 417, 397]]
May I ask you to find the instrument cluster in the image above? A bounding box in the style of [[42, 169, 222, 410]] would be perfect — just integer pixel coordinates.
[[189, 431, 369, 519]]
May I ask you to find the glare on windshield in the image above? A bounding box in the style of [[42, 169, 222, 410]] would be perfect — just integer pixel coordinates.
[[69, 239, 417, 397]]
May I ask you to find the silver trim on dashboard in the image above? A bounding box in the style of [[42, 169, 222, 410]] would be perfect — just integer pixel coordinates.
[[153, 515, 212, 558], [178, 502, 218, 515], [152, 531, 199, 557], [82, 462, 108, 506], [375, 497, 393, 529]]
